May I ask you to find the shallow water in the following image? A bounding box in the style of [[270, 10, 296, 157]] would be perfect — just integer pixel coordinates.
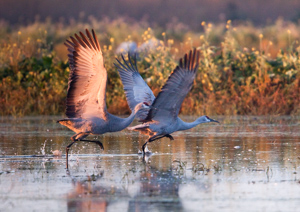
[[0, 116, 300, 211]]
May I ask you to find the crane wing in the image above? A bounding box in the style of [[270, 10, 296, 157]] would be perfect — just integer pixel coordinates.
[[65, 29, 108, 119], [114, 53, 155, 120], [143, 49, 200, 122]]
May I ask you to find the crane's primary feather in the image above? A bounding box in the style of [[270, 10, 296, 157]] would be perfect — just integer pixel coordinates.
[[114, 53, 155, 120], [143, 49, 200, 122], [65, 29, 108, 120]]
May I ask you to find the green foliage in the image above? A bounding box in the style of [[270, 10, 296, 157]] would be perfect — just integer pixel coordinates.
[[0, 55, 69, 116], [0, 19, 299, 116]]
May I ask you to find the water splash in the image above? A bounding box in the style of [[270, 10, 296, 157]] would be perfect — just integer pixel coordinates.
[[40, 140, 47, 155]]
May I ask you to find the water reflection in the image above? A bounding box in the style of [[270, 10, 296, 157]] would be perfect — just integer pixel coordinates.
[[67, 157, 183, 212], [129, 159, 183, 212], [67, 171, 110, 212], [0, 116, 300, 211]]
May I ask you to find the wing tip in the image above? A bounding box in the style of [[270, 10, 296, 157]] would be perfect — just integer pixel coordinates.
[[66, 29, 101, 52], [115, 52, 138, 73], [179, 48, 200, 71]]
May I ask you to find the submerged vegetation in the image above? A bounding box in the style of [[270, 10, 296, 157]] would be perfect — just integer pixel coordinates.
[[0, 18, 299, 116]]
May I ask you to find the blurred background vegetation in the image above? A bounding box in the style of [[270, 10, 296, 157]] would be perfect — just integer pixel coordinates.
[[2, 0, 300, 27], [0, 0, 299, 116]]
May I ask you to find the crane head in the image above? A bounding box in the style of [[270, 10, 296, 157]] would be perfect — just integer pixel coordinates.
[[205, 116, 220, 123]]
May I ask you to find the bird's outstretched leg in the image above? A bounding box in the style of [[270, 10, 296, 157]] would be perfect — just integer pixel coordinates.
[[148, 134, 173, 142], [66, 133, 104, 169], [142, 134, 174, 154], [165, 134, 174, 140], [142, 141, 148, 155], [142, 140, 153, 163], [66, 134, 80, 169], [141, 134, 175, 160], [80, 139, 104, 150]]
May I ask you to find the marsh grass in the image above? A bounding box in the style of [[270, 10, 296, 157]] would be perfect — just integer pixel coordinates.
[[0, 18, 299, 116]]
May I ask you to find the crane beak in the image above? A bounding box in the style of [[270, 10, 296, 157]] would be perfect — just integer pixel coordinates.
[[209, 118, 220, 124]]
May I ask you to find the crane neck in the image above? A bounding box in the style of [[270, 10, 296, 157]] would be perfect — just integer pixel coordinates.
[[177, 120, 199, 131], [108, 103, 143, 132], [120, 110, 137, 130], [177, 116, 208, 131]]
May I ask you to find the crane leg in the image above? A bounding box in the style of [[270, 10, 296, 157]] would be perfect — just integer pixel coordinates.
[[141, 134, 175, 159], [141, 134, 174, 159], [142, 134, 168, 154], [148, 134, 173, 142], [66, 140, 77, 170], [148, 135, 163, 142], [165, 134, 174, 140], [66, 133, 104, 170], [142, 136, 159, 155], [142, 141, 148, 155], [80, 139, 104, 150]]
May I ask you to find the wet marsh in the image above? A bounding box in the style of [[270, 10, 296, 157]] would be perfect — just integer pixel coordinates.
[[0, 116, 300, 211]]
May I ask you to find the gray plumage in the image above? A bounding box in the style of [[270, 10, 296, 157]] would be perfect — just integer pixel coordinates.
[[58, 29, 145, 169], [115, 53, 155, 120], [115, 49, 219, 154]]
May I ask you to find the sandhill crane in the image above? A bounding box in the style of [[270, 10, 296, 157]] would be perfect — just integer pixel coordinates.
[[58, 29, 145, 169], [115, 49, 219, 155]]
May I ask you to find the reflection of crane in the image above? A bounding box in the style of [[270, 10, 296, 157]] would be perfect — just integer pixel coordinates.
[[115, 49, 219, 154], [66, 160, 183, 211], [128, 162, 183, 211], [58, 29, 144, 169]]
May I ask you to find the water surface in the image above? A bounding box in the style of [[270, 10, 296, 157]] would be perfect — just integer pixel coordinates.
[[0, 116, 299, 211]]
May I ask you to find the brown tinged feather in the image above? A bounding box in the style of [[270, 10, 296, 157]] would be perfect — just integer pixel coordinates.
[[85, 29, 97, 50], [79, 32, 92, 49], [65, 40, 75, 47], [92, 29, 101, 51], [64, 42, 74, 50], [70, 36, 79, 47], [75, 34, 87, 48]]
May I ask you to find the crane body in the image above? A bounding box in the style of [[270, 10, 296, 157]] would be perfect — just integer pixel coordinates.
[[58, 29, 144, 168], [115, 49, 219, 154]]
